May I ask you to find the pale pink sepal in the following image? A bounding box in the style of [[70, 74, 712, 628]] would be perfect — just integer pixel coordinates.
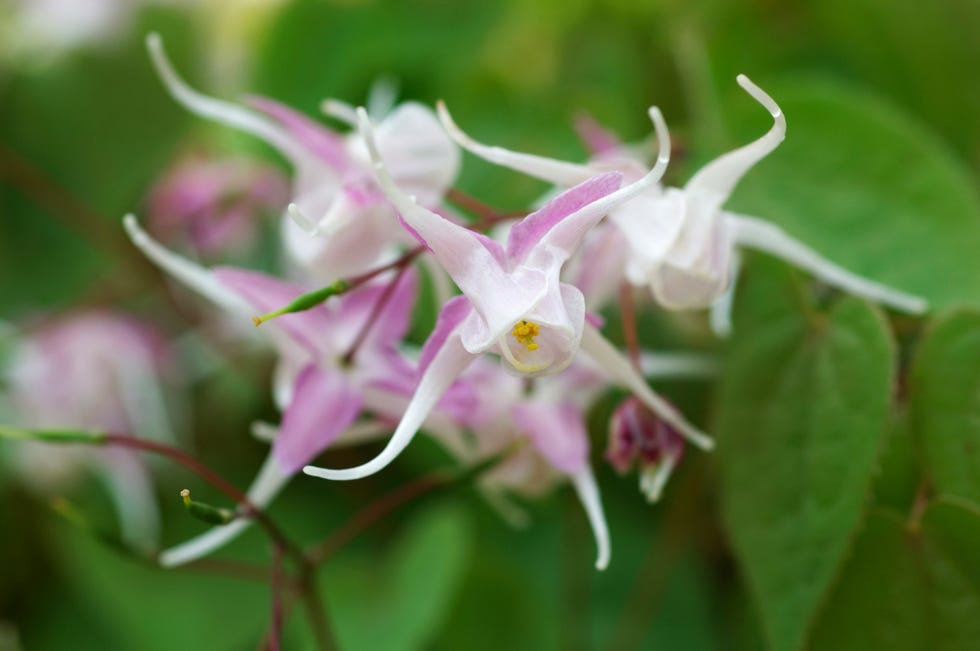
[[513, 401, 589, 474], [303, 331, 476, 481], [274, 364, 362, 475], [247, 95, 348, 171]]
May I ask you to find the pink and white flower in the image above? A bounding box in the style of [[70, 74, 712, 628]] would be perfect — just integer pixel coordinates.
[[1, 311, 179, 553], [437, 75, 927, 335], [147, 153, 288, 256], [302, 107, 713, 495], [146, 33, 459, 282], [122, 214, 468, 565]]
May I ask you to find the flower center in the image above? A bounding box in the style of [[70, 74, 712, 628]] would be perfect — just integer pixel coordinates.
[[511, 320, 541, 352]]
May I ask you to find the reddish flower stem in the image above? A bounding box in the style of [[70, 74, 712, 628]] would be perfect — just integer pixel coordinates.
[[341, 258, 413, 365], [269, 543, 284, 651], [102, 434, 305, 565], [619, 282, 643, 373], [345, 245, 425, 293], [306, 472, 448, 565], [446, 187, 505, 221]]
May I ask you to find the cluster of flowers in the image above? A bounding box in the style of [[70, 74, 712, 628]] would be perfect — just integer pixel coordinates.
[[2, 33, 927, 571]]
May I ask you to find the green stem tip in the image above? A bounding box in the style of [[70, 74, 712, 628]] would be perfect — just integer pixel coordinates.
[[0, 425, 107, 444], [180, 489, 236, 526], [253, 279, 350, 326]]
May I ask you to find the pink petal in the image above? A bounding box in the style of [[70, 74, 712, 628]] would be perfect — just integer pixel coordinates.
[[328, 269, 417, 354], [353, 269, 417, 351], [304, 331, 476, 481], [359, 109, 538, 324], [274, 364, 362, 475], [573, 112, 623, 156], [247, 95, 348, 171], [506, 172, 623, 266], [419, 295, 473, 373], [513, 401, 589, 474], [213, 267, 332, 354]]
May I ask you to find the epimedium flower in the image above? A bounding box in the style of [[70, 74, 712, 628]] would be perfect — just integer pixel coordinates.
[[436, 75, 928, 335], [302, 105, 714, 490], [436, 348, 714, 569], [146, 33, 459, 282], [146, 152, 289, 257], [122, 215, 461, 566], [0, 311, 181, 554]]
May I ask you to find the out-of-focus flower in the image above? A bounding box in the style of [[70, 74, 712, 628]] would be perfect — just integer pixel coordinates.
[[147, 154, 289, 256], [0, 311, 179, 553], [437, 76, 927, 335], [302, 107, 712, 491], [146, 34, 459, 282], [607, 397, 686, 503], [0, 0, 184, 64]]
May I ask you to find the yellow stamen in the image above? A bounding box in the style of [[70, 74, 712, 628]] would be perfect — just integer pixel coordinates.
[[511, 320, 541, 352]]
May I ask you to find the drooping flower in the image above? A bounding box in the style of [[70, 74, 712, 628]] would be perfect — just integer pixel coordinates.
[[302, 106, 713, 492], [607, 397, 686, 503], [146, 33, 459, 281], [437, 75, 928, 335], [146, 153, 289, 256], [416, 347, 715, 569], [0, 311, 180, 553], [122, 215, 470, 565]]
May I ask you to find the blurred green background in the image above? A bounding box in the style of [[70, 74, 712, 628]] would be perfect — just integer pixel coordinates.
[[1, 0, 979, 649]]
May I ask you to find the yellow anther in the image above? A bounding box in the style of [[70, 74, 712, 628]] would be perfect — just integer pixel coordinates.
[[511, 320, 541, 352]]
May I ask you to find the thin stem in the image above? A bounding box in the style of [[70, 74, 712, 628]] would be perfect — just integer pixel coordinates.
[[306, 472, 448, 565], [356, 245, 422, 282], [619, 282, 643, 373], [103, 434, 305, 565], [269, 543, 284, 651], [907, 479, 931, 533], [340, 260, 411, 365], [446, 187, 507, 221], [299, 574, 337, 651], [181, 557, 274, 584]]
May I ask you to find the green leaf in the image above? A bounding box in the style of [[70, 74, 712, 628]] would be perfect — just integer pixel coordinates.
[[808, 500, 980, 651], [727, 80, 980, 310], [50, 516, 270, 651], [718, 256, 896, 651], [321, 501, 472, 651], [871, 409, 919, 513], [807, 0, 980, 168], [910, 308, 980, 503]]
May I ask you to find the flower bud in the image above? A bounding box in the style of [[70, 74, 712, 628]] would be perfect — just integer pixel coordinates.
[[606, 397, 685, 502]]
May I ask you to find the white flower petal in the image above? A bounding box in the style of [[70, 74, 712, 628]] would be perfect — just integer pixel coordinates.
[[303, 332, 476, 481], [580, 322, 714, 451], [123, 215, 250, 314], [730, 213, 928, 314], [570, 466, 610, 570], [437, 101, 597, 187], [145, 34, 304, 165], [709, 250, 741, 337], [685, 74, 786, 202]]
